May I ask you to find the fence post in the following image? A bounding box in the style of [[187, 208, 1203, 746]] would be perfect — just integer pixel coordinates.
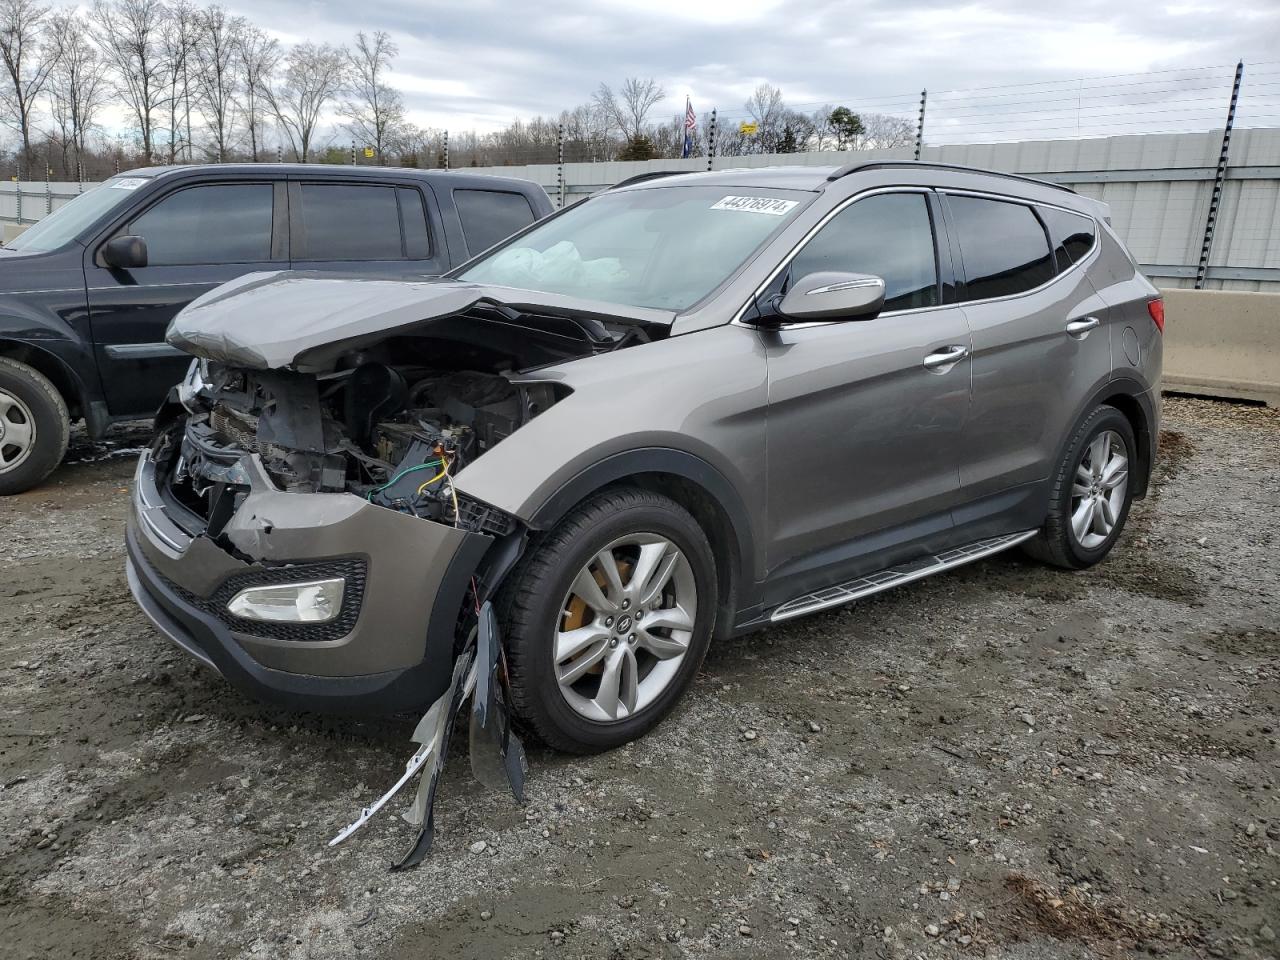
[[350, 141, 356, 165], [1195, 60, 1244, 290], [914, 89, 927, 160], [45, 154, 51, 215], [707, 108, 717, 171], [556, 122, 565, 209], [443, 131, 449, 170], [276, 144, 283, 163], [15, 178, 21, 225]]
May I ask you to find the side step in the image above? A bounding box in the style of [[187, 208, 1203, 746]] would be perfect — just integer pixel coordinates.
[[769, 529, 1038, 623]]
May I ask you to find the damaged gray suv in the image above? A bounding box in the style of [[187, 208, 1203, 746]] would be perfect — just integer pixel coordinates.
[[127, 161, 1163, 753]]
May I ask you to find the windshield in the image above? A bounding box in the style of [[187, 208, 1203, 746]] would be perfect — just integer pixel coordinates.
[[458, 185, 811, 311], [5, 177, 150, 253]]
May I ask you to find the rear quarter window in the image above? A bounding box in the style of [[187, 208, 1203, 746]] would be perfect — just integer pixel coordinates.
[[454, 189, 536, 256], [1038, 206, 1097, 271]]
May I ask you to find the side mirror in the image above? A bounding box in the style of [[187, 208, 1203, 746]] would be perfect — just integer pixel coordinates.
[[102, 235, 148, 269], [776, 271, 885, 322]]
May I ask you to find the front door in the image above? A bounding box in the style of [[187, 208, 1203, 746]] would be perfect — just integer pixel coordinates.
[[762, 190, 972, 594], [85, 180, 285, 416]]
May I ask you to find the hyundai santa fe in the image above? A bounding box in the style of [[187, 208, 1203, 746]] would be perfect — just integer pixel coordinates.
[[126, 161, 1163, 754]]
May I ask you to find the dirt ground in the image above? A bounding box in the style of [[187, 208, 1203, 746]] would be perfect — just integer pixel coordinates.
[[1, 396, 1277, 960]]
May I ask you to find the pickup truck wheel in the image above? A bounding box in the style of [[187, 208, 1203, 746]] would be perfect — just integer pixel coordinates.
[[1023, 405, 1136, 569], [498, 487, 717, 754], [0, 357, 70, 495]]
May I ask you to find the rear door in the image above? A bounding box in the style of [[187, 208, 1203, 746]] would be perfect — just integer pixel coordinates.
[[944, 192, 1112, 506], [762, 189, 972, 588], [288, 180, 448, 276], [86, 179, 285, 416]]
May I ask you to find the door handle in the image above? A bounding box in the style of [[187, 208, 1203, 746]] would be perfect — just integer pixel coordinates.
[[923, 344, 969, 372], [1066, 316, 1101, 339]]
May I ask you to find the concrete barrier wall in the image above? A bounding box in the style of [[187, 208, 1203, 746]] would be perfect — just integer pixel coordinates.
[[1161, 288, 1280, 406]]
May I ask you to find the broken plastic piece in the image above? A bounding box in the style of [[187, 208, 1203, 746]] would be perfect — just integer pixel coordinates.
[[469, 602, 527, 800]]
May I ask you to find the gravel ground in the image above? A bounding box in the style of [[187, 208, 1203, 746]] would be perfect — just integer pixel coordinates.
[[1, 396, 1277, 960]]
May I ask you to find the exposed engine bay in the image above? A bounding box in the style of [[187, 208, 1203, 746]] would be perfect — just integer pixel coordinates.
[[155, 314, 622, 537]]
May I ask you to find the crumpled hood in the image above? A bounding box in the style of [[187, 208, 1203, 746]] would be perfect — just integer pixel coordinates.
[[165, 271, 675, 372]]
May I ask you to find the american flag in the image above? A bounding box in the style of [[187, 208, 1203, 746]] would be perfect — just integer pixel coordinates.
[[681, 97, 696, 158]]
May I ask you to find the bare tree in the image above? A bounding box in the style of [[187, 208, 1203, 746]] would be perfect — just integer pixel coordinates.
[[193, 4, 242, 161], [44, 10, 106, 176], [0, 0, 56, 174], [861, 112, 915, 149], [745, 83, 785, 153], [261, 41, 345, 162], [593, 77, 665, 141], [235, 23, 277, 161], [337, 30, 404, 162], [159, 0, 200, 161], [89, 0, 168, 162]]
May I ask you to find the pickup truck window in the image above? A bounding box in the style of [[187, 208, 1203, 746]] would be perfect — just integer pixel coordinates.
[[299, 183, 403, 260], [454, 189, 536, 256], [129, 183, 273, 265], [5, 177, 145, 253]]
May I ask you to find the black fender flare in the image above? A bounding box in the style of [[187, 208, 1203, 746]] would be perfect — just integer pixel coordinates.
[[0, 324, 101, 432], [526, 446, 761, 611], [1063, 375, 1158, 498]]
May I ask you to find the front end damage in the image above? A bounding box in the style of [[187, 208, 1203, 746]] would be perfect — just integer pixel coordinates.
[[125, 273, 666, 863]]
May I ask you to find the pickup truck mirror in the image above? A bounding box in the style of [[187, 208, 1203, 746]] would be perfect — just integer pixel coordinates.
[[102, 235, 148, 270], [777, 271, 885, 322]]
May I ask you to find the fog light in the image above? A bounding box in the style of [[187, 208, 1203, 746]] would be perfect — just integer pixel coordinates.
[[227, 578, 344, 624]]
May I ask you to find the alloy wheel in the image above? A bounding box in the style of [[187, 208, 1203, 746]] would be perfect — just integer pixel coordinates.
[[1069, 429, 1129, 550], [554, 533, 698, 723], [0, 389, 36, 474]]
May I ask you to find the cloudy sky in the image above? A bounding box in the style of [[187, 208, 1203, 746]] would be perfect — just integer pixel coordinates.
[[205, 0, 1279, 134]]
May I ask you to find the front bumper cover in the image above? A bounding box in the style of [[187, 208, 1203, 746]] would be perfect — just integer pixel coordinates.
[[126, 448, 493, 714]]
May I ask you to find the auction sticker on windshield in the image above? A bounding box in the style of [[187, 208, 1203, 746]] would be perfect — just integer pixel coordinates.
[[109, 177, 148, 190], [710, 196, 799, 216]]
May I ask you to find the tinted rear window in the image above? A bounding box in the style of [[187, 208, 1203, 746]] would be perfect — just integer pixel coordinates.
[[1039, 206, 1097, 271], [455, 189, 536, 256], [299, 183, 402, 260], [130, 183, 273, 265], [948, 195, 1054, 301], [398, 187, 431, 259]]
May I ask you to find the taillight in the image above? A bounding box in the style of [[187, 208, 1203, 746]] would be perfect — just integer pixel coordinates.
[[1147, 298, 1165, 333]]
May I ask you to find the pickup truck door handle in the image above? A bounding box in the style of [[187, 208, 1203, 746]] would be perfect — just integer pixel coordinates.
[[1066, 316, 1101, 339], [922, 344, 969, 372]]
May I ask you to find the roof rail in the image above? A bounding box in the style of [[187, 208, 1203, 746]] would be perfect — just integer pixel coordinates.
[[826, 160, 1076, 195], [609, 170, 688, 190]]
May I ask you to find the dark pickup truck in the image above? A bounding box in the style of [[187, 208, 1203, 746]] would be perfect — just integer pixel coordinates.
[[0, 164, 553, 493]]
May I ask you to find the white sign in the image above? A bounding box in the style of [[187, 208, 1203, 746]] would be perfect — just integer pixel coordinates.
[[109, 177, 148, 190], [710, 195, 799, 216]]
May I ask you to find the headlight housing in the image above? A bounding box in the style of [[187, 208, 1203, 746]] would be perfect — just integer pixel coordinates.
[[226, 578, 345, 624]]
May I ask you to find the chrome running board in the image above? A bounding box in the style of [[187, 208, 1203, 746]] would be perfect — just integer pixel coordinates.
[[769, 529, 1038, 623]]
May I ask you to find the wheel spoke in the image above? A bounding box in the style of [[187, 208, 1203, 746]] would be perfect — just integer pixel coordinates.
[[593, 647, 637, 719], [556, 639, 610, 686], [1092, 497, 1112, 535], [633, 542, 680, 606], [1071, 497, 1095, 541], [1, 419, 32, 454], [1101, 455, 1128, 490], [556, 623, 610, 665], [570, 564, 617, 616], [1071, 481, 1091, 498], [593, 549, 627, 602], [1098, 495, 1117, 531], [644, 604, 694, 633], [637, 626, 688, 660], [1088, 434, 1107, 478]]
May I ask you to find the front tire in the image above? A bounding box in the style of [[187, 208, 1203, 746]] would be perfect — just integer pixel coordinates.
[[0, 358, 70, 495], [1024, 404, 1136, 569], [498, 487, 717, 754]]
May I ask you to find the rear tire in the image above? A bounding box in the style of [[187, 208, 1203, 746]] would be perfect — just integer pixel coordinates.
[[0, 357, 69, 495], [1023, 404, 1136, 570], [498, 487, 717, 754]]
